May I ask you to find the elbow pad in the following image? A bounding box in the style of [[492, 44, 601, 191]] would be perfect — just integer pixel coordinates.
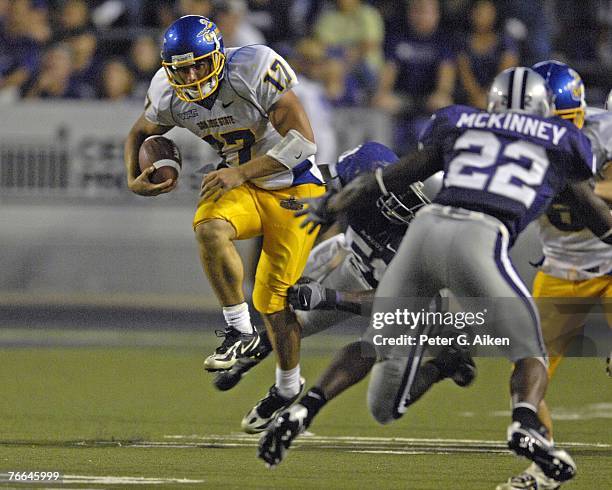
[[266, 129, 317, 169]]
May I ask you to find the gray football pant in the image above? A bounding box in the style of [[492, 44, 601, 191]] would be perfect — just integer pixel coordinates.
[[367, 204, 547, 424]]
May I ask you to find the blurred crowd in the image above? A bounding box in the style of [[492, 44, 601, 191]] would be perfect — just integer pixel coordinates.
[[2, 0, 612, 153]]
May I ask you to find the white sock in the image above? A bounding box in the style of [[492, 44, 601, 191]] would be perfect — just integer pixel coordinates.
[[275, 365, 301, 398], [222, 303, 253, 334]]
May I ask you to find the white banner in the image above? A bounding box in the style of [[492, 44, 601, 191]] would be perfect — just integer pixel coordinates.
[[0, 100, 220, 201]]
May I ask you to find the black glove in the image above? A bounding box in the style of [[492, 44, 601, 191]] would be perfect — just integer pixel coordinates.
[[294, 190, 338, 234], [288, 277, 336, 311]]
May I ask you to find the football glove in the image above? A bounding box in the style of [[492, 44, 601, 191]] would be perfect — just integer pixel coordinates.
[[294, 190, 338, 234], [288, 278, 336, 311]]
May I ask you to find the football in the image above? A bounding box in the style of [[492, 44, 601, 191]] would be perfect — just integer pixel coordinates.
[[138, 135, 182, 184]]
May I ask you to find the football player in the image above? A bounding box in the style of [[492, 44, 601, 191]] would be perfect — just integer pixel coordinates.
[[261, 67, 612, 483], [123, 16, 325, 422], [215, 142, 467, 434], [497, 62, 612, 490]]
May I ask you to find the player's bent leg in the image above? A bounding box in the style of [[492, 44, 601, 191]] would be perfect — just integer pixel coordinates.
[[244, 184, 324, 432], [258, 341, 376, 467], [261, 307, 301, 372], [367, 356, 412, 425], [364, 212, 446, 424], [194, 187, 264, 371], [195, 219, 261, 371], [366, 343, 476, 425], [435, 213, 576, 483], [532, 271, 592, 378], [216, 236, 362, 391], [507, 358, 576, 482], [195, 218, 244, 306], [241, 308, 304, 433]]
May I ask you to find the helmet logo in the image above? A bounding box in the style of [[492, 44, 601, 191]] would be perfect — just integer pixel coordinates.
[[197, 23, 219, 44], [567, 69, 584, 102]]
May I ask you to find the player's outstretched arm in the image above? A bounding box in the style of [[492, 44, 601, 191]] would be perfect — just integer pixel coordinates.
[[565, 179, 612, 243], [288, 278, 374, 316], [327, 145, 442, 215], [124, 112, 174, 196]]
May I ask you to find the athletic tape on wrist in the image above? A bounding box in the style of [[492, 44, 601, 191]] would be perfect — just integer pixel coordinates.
[[266, 129, 317, 169]]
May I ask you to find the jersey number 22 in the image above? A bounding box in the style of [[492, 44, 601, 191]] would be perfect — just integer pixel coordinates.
[[445, 130, 550, 207]]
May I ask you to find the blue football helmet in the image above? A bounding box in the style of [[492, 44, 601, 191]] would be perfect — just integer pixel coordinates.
[[532, 60, 586, 128], [161, 15, 225, 102], [329, 142, 430, 225]]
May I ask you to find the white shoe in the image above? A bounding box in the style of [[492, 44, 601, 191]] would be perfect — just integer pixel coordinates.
[[496, 463, 561, 490], [241, 378, 305, 434], [203, 328, 260, 371]]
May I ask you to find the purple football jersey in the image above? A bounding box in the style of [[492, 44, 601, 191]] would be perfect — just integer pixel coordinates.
[[419, 105, 594, 244]]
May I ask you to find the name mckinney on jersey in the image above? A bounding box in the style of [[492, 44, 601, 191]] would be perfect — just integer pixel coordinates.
[[456, 111, 568, 145]]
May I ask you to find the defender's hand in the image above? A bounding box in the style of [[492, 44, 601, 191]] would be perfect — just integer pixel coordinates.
[[128, 167, 176, 196], [327, 174, 375, 214], [288, 278, 335, 311], [200, 167, 246, 202], [295, 190, 337, 234]]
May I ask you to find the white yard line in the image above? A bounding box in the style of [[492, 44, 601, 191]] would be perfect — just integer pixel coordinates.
[[61, 475, 205, 484], [162, 433, 612, 449], [0, 474, 205, 485]]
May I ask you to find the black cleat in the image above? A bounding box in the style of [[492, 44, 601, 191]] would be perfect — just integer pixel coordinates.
[[241, 378, 305, 434], [429, 345, 477, 387], [507, 421, 577, 482], [213, 337, 272, 391], [203, 327, 261, 372], [258, 403, 311, 468]]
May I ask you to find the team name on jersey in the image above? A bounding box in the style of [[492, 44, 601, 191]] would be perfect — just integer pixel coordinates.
[[456, 112, 567, 145], [197, 115, 236, 130]]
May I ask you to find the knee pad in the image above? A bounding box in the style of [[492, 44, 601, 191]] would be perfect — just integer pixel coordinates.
[[367, 359, 405, 425]]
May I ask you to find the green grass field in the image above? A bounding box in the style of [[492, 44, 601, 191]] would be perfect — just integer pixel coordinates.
[[1, 328, 610, 488]]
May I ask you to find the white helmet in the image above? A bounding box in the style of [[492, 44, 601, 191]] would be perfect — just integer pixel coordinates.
[[487, 67, 554, 117]]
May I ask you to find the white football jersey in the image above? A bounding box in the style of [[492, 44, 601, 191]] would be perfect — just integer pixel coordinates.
[[145, 44, 323, 190], [538, 108, 612, 280]]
